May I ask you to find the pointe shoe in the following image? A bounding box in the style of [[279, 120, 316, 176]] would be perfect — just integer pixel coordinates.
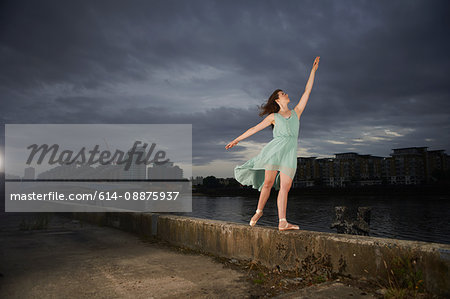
[[278, 218, 299, 231], [249, 209, 263, 227]]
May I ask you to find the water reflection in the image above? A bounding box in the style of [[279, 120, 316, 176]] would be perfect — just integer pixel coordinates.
[[171, 194, 450, 245]]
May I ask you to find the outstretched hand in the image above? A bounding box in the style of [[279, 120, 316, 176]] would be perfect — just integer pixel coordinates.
[[312, 56, 320, 72], [225, 139, 239, 150]]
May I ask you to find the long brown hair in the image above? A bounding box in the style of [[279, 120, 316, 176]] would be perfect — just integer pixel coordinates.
[[258, 89, 282, 130]]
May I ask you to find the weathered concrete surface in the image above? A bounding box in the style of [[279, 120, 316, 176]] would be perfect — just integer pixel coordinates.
[[158, 215, 450, 297], [71, 212, 450, 297], [273, 281, 376, 299], [0, 213, 254, 298]]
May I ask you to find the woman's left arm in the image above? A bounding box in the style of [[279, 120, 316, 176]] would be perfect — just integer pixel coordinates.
[[294, 56, 320, 116]]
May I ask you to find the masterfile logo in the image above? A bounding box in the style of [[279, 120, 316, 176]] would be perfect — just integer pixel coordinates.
[[25, 140, 170, 171], [4, 124, 192, 213]]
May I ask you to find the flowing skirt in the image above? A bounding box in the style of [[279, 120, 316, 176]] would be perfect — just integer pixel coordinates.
[[234, 137, 297, 191]]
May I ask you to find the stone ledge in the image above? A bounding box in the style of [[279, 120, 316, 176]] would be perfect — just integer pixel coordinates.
[[71, 212, 450, 297]]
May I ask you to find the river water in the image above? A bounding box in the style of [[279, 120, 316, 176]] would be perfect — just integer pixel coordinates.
[[171, 194, 450, 245]]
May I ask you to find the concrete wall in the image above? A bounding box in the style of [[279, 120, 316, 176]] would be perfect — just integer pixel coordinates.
[[71, 212, 450, 296]]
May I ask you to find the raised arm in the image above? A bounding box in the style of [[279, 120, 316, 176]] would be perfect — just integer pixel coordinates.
[[225, 113, 275, 150], [294, 56, 320, 117]]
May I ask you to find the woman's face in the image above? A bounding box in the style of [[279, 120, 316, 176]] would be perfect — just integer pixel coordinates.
[[277, 91, 290, 104]]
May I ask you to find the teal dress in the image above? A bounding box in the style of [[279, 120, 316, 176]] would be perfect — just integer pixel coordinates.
[[234, 109, 299, 191]]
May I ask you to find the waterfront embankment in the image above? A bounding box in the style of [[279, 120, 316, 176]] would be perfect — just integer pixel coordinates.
[[71, 211, 450, 297]]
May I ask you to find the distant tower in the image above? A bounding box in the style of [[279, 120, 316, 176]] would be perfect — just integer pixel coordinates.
[[123, 144, 147, 179], [24, 167, 35, 180]]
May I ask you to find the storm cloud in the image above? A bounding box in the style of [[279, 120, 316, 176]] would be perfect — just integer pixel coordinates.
[[1, 0, 449, 178]]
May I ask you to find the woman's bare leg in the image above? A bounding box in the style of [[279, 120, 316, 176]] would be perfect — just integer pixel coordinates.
[[250, 170, 277, 224], [277, 171, 299, 230], [257, 169, 277, 210]]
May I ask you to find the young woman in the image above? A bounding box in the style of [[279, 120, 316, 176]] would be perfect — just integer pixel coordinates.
[[225, 56, 320, 231]]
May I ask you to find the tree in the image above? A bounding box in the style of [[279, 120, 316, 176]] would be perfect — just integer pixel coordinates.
[[202, 176, 221, 188]]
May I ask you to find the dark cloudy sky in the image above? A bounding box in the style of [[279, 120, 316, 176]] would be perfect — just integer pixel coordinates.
[[1, 0, 449, 178]]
